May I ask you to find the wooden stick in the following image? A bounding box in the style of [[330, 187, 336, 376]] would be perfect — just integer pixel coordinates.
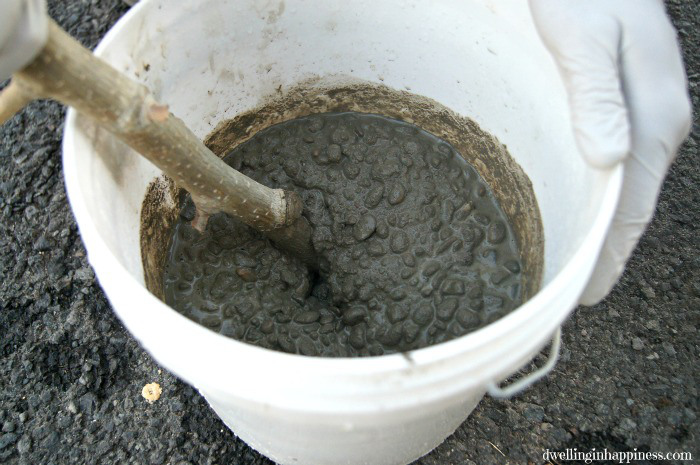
[[0, 79, 34, 124], [2, 19, 317, 267]]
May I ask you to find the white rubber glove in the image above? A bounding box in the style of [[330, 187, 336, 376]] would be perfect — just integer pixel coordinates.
[[0, 0, 48, 81], [529, 0, 692, 306]]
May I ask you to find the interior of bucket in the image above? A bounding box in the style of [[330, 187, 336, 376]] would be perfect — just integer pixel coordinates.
[[67, 0, 612, 329], [140, 81, 545, 308]]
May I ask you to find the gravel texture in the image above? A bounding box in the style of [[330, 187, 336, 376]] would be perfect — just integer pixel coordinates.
[[0, 1, 697, 464], [165, 112, 524, 357]]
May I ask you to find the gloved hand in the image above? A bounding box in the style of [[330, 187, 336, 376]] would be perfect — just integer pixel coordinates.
[[0, 0, 48, 82], [529, 0, 693, 305]]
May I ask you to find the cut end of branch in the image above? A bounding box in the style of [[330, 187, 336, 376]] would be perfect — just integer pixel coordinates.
[[147, 102, 169, 122], [0, 78, 37, 125], [191, 207, 211, 233]]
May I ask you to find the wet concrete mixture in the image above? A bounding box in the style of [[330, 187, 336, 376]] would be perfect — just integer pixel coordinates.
[[163, 112, 523, 357], [0, 1, 697, 464]]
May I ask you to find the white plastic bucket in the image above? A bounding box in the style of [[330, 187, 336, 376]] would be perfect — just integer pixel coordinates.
[[62, 1, 622, 464]]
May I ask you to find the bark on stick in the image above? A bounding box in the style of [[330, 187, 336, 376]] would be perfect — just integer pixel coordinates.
[[0, 19, 317, 267]]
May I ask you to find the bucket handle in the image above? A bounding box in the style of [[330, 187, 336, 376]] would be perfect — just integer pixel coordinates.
[[486, 327, 562, 399]]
